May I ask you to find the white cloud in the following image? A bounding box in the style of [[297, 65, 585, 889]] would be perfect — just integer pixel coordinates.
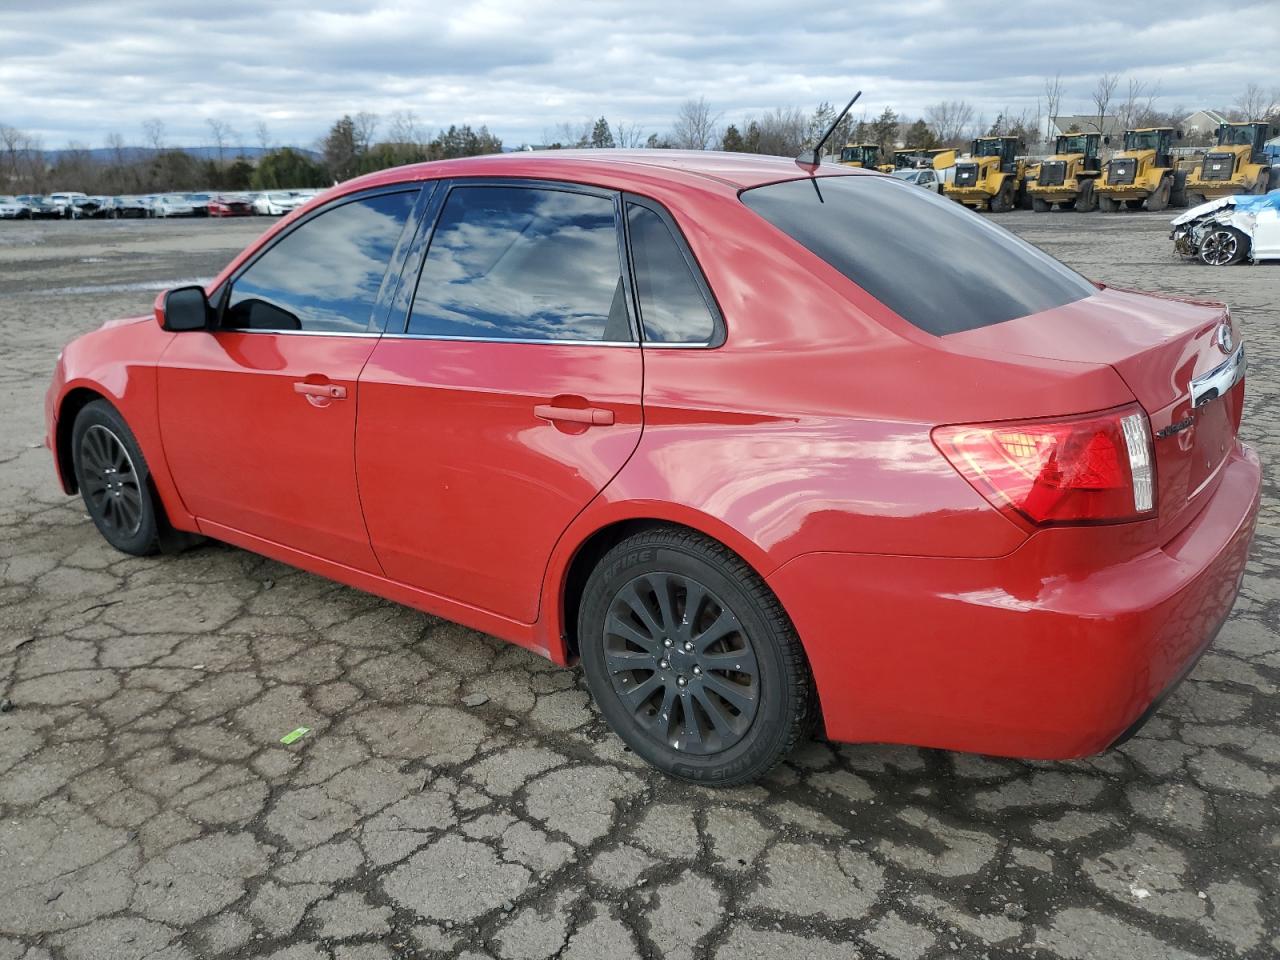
[[0, 0, 1274, 149]]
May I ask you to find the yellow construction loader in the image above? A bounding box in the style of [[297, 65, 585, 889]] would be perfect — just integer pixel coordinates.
[[1185, 121, 1278, 204], [943, 136, 1029, 212], [1028, 132, 1103, 212], [838, 143, 885, 169], [1095, 127, 1186, 212]]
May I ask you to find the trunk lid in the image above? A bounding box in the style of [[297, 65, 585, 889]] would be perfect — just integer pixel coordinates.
[[948, 286, 1244, 541]]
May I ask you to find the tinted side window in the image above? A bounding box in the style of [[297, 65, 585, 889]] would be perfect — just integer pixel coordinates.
[[408, 186, 630, 342], [626, 204, 717, 344], [740, 176, 1096, 336], [226, 191, 416, 333]]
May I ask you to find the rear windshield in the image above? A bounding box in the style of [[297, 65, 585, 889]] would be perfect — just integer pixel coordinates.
[[740, 175, 1095, 335]]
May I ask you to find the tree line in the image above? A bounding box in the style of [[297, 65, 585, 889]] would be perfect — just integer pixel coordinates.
[[2, 80, 1274, 195]]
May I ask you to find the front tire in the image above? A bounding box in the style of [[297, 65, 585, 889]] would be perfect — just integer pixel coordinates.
[[71, 401, 161, 555], [579, 529, 813, 785], [1098, 194, 1118, 212], [1031, 196, 1050, 213], [1198, 226, 1250, 266]]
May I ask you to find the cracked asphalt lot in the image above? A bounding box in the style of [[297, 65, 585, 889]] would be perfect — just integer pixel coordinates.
[[1, 213, 1278, 960]]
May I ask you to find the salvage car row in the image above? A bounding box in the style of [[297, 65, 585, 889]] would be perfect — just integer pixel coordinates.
[[0, 189, 323, 220]]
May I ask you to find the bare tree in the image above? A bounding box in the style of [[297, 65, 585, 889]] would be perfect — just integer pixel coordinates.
[[1090, 73, 1119, 135], [207, 118, 233, 166], [1236, 83, 1279, 121], [671, 97, 720, 150], [545, 120, 591, 148], [388, 110, 424, 146], [746, 106, 808, 156], [614, 121, 647, 148], [254, 120, 272, 153], [924, 100, 975, 146], [142, 118, 166, 152], [1042, 74, 1064, 143], [353, 111, 379, 152], [1117, 78, 1161, 132]]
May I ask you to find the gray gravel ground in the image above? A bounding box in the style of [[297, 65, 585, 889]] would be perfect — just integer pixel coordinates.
[[1, 212, 1278, 960]]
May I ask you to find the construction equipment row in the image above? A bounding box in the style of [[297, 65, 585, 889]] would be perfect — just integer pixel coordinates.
[[837, 121, 1278, 212]]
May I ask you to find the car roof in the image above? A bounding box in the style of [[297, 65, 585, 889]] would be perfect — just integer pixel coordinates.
[[339, 149, 872, 197]]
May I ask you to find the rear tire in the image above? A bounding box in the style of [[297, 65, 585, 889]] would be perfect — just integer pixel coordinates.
[[579, 528, 813, 785], [1098, 194, 1118, 212], [1171, 169, 1188, 207], [1032, 197, 1050, 213], [1253, 170, 1271, 195], [1145, 177, 1171, 212], [1188, 192, 1206, 208], [1198, 226, 1250, 266], [71, 401, 162, 555], [989, 179, 1015, 213], [1074, 179, 1097, 212]]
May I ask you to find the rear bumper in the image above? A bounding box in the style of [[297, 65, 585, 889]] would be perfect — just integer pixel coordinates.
[[768, 443, 1260, 759]]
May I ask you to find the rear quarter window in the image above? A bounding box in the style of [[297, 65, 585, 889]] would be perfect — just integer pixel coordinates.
[[740, 175, 1096, 335]]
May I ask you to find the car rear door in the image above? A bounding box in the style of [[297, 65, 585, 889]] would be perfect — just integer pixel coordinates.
[[157, 186, 425, 570], [356, 180, 643, 624]]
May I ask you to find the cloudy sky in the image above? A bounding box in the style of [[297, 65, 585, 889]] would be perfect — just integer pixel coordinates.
[[1, 0, 1275, 150]]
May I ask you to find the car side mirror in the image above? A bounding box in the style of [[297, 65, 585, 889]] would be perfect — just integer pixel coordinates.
[[159, 285, 213, 332]]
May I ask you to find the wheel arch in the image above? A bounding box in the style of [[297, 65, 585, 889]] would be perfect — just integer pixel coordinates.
[[545, 506, 779, 665], [55, 385, 113, 493]]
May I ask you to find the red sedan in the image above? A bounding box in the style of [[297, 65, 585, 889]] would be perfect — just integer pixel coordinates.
[[208, 194, 254, 217], [44, 151, 1259, 784]]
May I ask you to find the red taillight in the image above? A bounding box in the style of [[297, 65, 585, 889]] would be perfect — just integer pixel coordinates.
[[933, 405, 1155, 526]]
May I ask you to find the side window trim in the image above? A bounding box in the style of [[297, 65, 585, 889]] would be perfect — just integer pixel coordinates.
[[212, 183, 429, 336], [621, 193, 725, 348], [387, 177, 639, 345]]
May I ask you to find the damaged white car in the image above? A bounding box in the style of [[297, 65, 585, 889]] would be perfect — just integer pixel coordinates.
[[1171, 189, 1280, 265]]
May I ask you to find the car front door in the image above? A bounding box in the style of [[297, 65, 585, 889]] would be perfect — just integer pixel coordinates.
[[356, 181, 643, 623], [157, 187, 424, 571]]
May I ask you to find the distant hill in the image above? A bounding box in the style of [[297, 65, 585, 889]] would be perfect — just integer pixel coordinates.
[[44, 145, 322, 163]]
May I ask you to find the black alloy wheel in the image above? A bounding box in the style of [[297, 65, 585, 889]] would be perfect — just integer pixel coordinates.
[[580, 528, 813, 785], [603, 571, 760, 756], [71, 400, 161, 555]]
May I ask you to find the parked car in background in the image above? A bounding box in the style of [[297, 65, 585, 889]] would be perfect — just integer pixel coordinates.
[[48, 191, 89, 216], [251, 191, 307, 215], [891, 167, 945, 194], [152, 194, 197, 217], [19, 196, 61, 219], [1172, 189, 1280, 265], [102, 196, 152, 219], [0, 196, 31, 219], [71, 196, 106, 218], [185, 193, 213, 217], [208, 194, 254, 217], [44, 152, 1260, 785]]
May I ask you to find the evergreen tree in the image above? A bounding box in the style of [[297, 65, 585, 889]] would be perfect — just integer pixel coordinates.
[[323, 115, 360, 180], [590, 116, 615, 149], [720, 124, 745, 152], [904, 119, 939, 150]]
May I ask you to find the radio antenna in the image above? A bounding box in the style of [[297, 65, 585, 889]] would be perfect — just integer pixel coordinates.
[[797, 91, 862, 168]]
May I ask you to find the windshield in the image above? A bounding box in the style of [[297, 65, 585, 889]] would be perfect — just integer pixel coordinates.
[[1123, 131, 1164, 152], [973, 140, 1006, 158], [740, 175, 1095, 336], [1220, 126, 1256, 146], [840, 146, 874, 164], [891, 170, 920, 182], [1057, 136, 1089, 155]]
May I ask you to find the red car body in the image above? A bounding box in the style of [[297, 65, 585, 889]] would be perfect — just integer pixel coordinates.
[[44, 152, 1259, 760], [208, 195, 254, 217]]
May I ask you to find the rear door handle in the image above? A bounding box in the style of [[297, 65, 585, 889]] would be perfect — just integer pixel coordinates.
[[294, 382, 348, 400], [534, 404, 614, 426]]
